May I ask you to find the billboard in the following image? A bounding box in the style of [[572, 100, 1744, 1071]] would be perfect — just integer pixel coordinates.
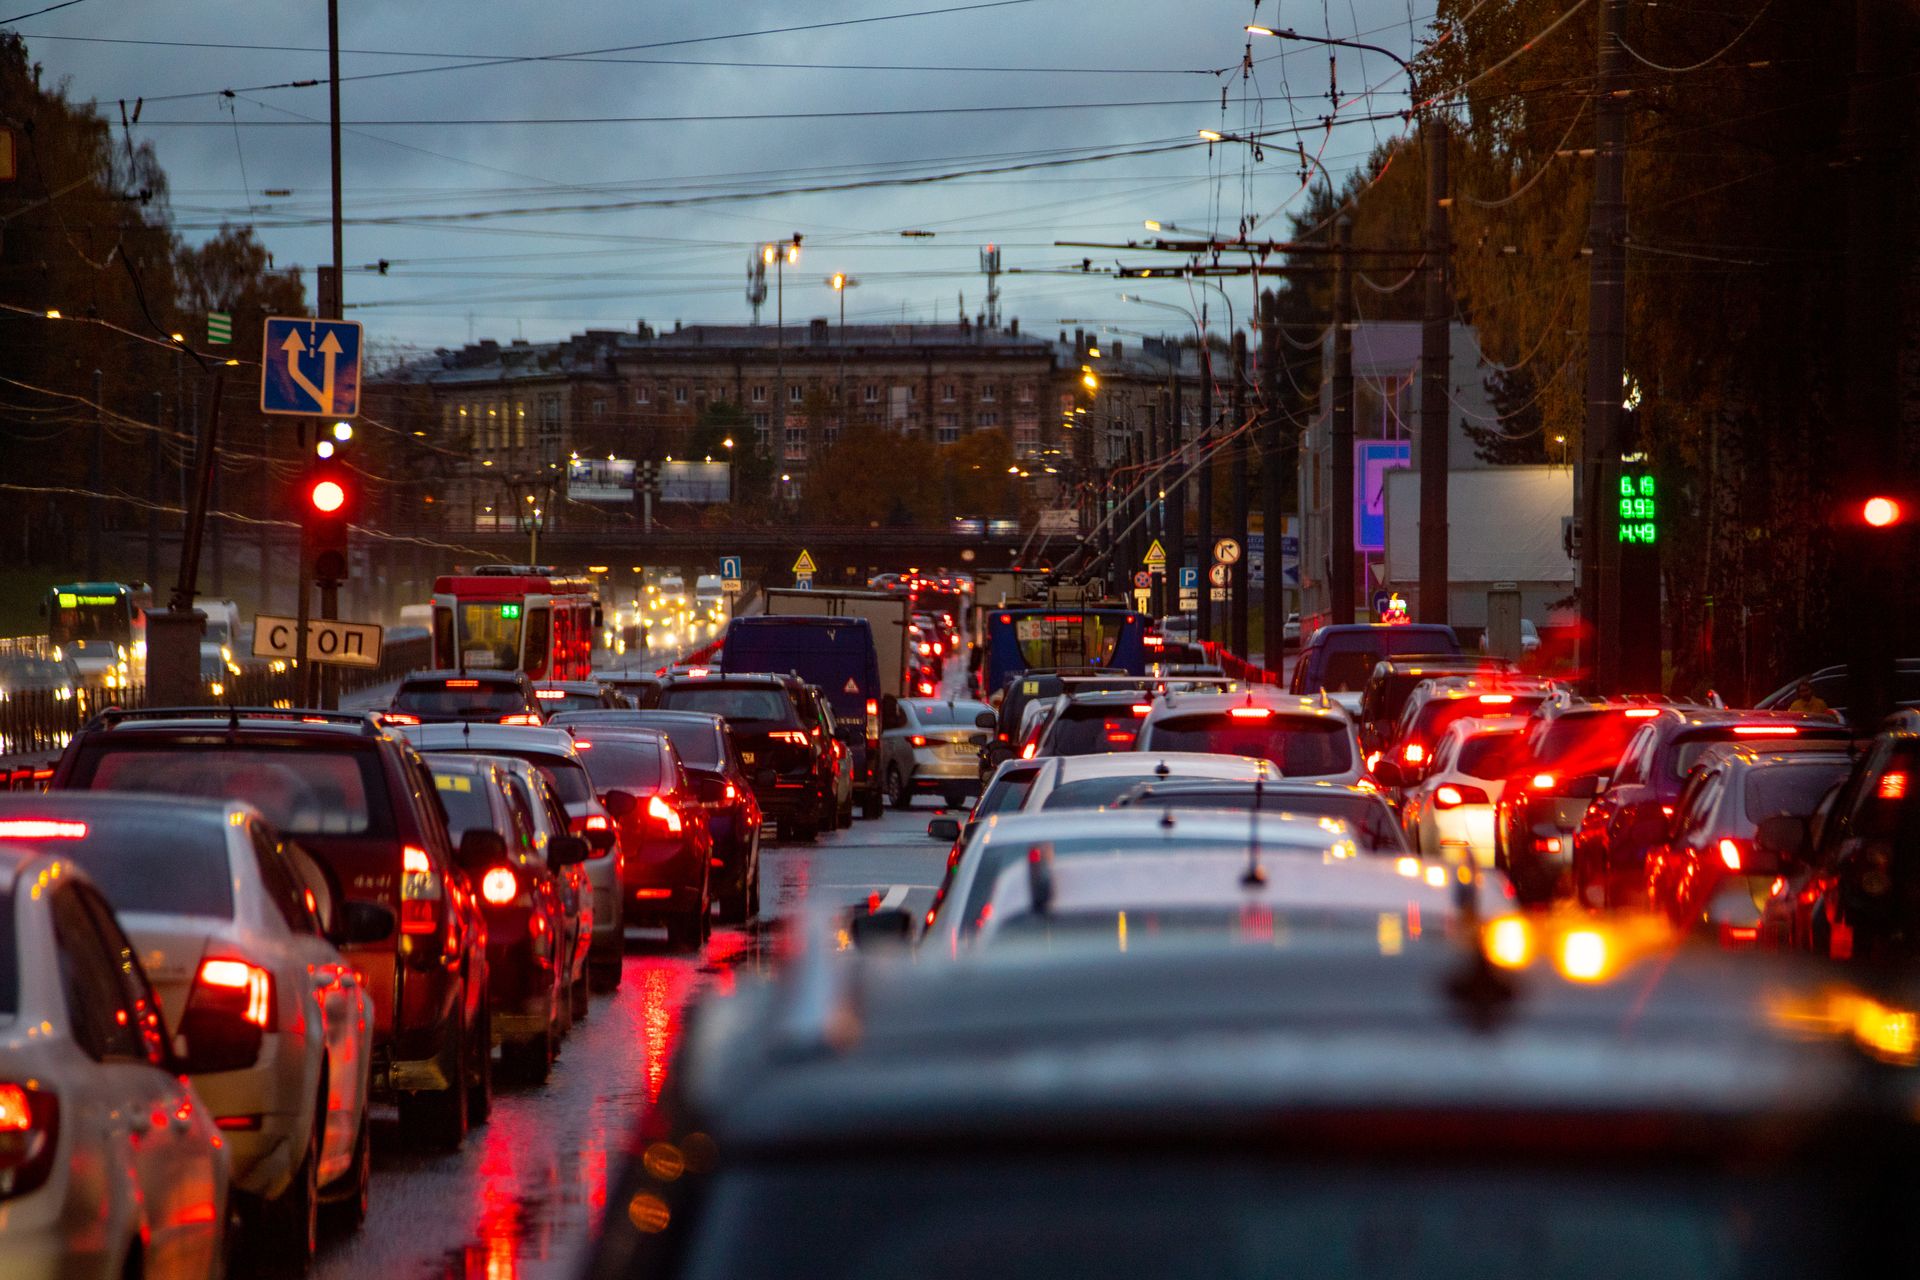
[[568, 458, 634, 502], [661, 460, 730, 504]]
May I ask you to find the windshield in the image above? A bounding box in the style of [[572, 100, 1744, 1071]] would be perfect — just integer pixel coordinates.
[[0, 657, 76, 686], [393, 682, 528, 716], [1531, 712, 1648, 778], [1118, 790, 1404, 854], [1410, 695, 1549, 750], [1043, 775, 1184, 811], [535, 691, 606, 714], [1744, 761, 1853, 823], [574, 737, 665, 792], [1045, 708, 1144, 755], [912, 701, 991, 726], [1319, 630, 1456, 693], [431, 770, 496, 838], [1004, 614, 1123, 669], [451, 601, 524, 671], [44, 826, 235, 918], [977, 768, 1040, 818], [48, 595, 130, 646], [1145, 714, 1352, 777], [79, 746, 387, 836], [658, 685, 794, 724], [1670, 729, 1833, 779]]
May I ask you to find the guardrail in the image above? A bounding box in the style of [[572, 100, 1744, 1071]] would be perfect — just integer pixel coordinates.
[[0, 633, 433, 771]]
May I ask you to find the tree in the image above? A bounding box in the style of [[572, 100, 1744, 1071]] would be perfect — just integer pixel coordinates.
[[805, 422, 939, 526], [941, 429, 1021, 518]]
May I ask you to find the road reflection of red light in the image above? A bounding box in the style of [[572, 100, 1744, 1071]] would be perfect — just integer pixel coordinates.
[[643, 966, 677, 1105]]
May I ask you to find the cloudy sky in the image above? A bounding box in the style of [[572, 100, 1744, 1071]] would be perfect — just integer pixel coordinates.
[[12, 0, 1433, 355]]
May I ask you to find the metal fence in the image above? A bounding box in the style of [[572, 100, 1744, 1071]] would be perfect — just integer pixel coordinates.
[[0, 633, 432, 771]]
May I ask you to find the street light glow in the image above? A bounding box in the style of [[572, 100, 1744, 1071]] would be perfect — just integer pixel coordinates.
[[1245, 24, 1277, 36], [331, 422, 352, 441], [1198, 129, 1223, 142], [762, 244, 775, 264]]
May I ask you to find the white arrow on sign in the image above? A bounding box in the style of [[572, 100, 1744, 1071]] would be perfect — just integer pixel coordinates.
[[279, 328, 345, 414], [251, 613, 383, 669]]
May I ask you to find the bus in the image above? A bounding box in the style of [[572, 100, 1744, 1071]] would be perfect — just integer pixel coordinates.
[[430, 567, 600, 680], [46, 581, 152, 687], [981, 607, 1148, 695]]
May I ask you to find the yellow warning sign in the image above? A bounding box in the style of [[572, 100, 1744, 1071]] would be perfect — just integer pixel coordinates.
[[792, 549, 818, 576], [1142, 538, 1167, 569]]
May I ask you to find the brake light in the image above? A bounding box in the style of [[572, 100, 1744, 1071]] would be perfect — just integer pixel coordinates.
[[481, 866, 518, 906], [918, 681, 935, 695], [1734, 725, 1795, 736], [647, 795, 684, 834], [446, 679, 480, 689], [574, 739, 593, 750], [1718, 838, 1745, 871], [1229, 707, 1273, 720], [536, 689, 567, 701], [0, 1082, 58, 1201], [724, 781, 738, 801], [500, 713, 542, 725], [687, 667, 710, 678], [584, 814, 610, 832], [1477, 694, 1514, 704], [1144, 635, 1165, 649], [866, 698, 880, 740], [400, 844, 441, 934], [381, 712, 421, 726], [1531, 773, 1556, 790], [0, 819, 86, 840], [1402, 743, 1426, 765], [196, 959, 274, 1029], [768, 730, 810, 745], [1132, 704, 1152, 717], [1624, 708, 1660, 718], [1434, 785, 1466, 809], [1020, 742, 1038, 760], [910, 735, 929, 748], [1881, 772, 1910, 800], [933, 642, 943, 656], [1105, 730, 1136, 744]]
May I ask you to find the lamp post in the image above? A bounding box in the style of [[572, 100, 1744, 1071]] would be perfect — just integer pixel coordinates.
[[829, 272, 858, 436], [763, 235, 802, 489]]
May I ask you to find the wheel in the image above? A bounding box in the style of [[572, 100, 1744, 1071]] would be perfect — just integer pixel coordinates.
[[571, 973, 590, 1022], [320, 1109, 370, 1236], [837, 794, 854, 828], [466, 1005, 492, 1127], [399, 1035, 467, 1150], [888, 766, 912, 810], [861, 790, 884, 820], [502, 1024, 554, 1086], [253, 1104, 320, 1272]]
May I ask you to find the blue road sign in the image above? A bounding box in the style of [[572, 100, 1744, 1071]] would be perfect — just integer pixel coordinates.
[[719, 555, 743, 582], [1356, 440, 1412, 552], [1178, 566, 1198, 591], [1372, 590, 1394, 618], [261, 316, 364, 417]]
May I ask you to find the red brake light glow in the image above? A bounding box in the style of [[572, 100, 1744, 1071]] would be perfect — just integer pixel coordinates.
[[1402, 743, 1426, 764], [768, 730, 810, 745], [1530, 773, 1556, 790], [1477, 694, 1514, 705], [723, 781, 739, 801], [1434, 785, 1465, 809], [399, 845, 440, 934], [647, 794, 684, 834], [1881, 772, 1909, 800], [0, 1083, 31, 1132], [909, 735, 929, 748], [1132, 704, 1153, 717], [1718, 838, 1744, 871], [1624, 708, 1661, 718], [500, 713, 542, 725], [1229, 707, 1273, 720], [381, 712, 421, 726], [1733, 725, 1795, 736], [402, 846, 432, 875], [536, 689, 567, 701], [197, 959, 272, 1028], [0, 819, 87, 840], [481, 867, 518, 905], [584, 814, 611, 831], [1020, 742, 1038, 760], [445, 679, 480, 689], [574, 739, 593, 750]]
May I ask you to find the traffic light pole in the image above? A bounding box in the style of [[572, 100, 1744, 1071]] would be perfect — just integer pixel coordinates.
[[1582, 0, 1628, 692], [1229, 330, 1251, 657], [1329, 215, 1356, 626]]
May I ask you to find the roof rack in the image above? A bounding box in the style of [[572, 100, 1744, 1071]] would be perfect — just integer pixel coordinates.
[[87, 706, 383, 736]]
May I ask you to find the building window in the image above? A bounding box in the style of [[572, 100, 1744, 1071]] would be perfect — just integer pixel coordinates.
[[751, 385, 767, 403], [635, 384, 650, 405], [674, 385, 689, 405], [751, 412, 770, 433], [979, 411, 999, 428], [864, 384, 879, 403], [785, 426, 807, 445], [980, 384, 996, 403], [824, 423, 841, 446], [592, 399, 606, 418], [1019, 383, 1035, 404], [941, 383, 957, 403], [789, 384, 804, 404], [937, 412, 960, 444]]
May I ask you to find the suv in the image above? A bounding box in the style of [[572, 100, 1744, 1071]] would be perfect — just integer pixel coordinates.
[[1384, 679, 1556, 783], [386, 670, 543, 725], [1573, 712, 1852, 908], [1357, 655, 1515, 757], [1134, 688, 1365, 783], [50, 708, 494, 1150], [1289, 623, 1461, 696], [1031, 689, 1156, 758], [656, 672, 835, 841]]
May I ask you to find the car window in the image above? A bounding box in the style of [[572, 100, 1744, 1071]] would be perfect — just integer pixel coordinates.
[[442, 750, 594, 807], [78, 887, 168, 1067], [501, 776, 540, 859], [1744, 762, 1854, 826], [1145, 713, 1352, 777], [914, 701, 992, 726], [433, 768, 499, 839], [50, 820, 237, 919], [976, 767, 1039, 819], [249, 822, 318, 935], [80, 744, 386, 836], [1044, 707, 1143, 755], [1676, 771, 1726, 841], [0, 881, 14, 1015], [1042, 776, 1174, 811], [658, 686, 794, 723], [574, 736, 665, 792], [1456, 731, 1521, 781], [648, 723, 724, 769], [51, 884, 148, 1061], [1611, 727, 1656, 786], [392, 681, 530, 715]]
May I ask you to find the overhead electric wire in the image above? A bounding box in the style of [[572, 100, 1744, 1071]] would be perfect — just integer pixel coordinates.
[[1618, 0, 1773, 75]]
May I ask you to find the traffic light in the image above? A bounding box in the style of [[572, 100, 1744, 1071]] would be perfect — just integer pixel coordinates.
[[1863, 496, 1904, 528], [302, 460, 356, 582]]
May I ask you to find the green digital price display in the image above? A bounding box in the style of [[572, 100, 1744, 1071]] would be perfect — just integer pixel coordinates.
[[500, 603, 523, 620], [1617, 471, 1657, 545]]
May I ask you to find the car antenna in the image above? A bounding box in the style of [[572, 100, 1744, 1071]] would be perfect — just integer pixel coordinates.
[[1154, 759, 1171, 777], [1242, 774, 1267, 886]]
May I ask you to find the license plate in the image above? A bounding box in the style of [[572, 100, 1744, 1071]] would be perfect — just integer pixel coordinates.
[[741, 752, 756, 765]]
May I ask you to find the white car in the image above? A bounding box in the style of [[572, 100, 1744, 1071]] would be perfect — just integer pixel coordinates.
[[1018, 751, 1279, 812], [0, 835, 229, 1280], [1133, 688, 1368, 784], [0, 794, 377, 1265], [1398, 715, 1529, 868]]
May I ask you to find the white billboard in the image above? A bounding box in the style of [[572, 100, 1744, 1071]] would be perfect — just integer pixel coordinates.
[[568, 458, 634, 502], [661, 460, 730, 504]]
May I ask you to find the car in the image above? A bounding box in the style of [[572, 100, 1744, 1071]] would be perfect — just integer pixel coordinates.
[[1289, 622, 1460, 695], [1028, 689, 1156, 759], [1642, 746, 1855, 945], [1572, 711, 1854, 909], [1133, 688, 1367, 784], [589, 913, 1920, 1280], [565, 727, 714, 951], [721, 615, 887, 819], [425, 756, 589, 1083], [1494, 699, 1686, 904], [1755, 659, 1920, 717], [655, 672, 836, 842], [532, 680, 627, 715], [922, 756, 1047, 880], [1356, 655, 1518, 758], [1395, 716, 1527, 867], [384, 670, 544, 726], [979, 670, 1152, 781], [1109, 777, 1411, 856], [1479, 617, 1542, 655], [603, 673, 664, 709], [51, 708, 495, 1152], [1383, 679, 1556, 783], [0, 839, 231, 1280], [1018, 751, 1279, 813], [801, 686, 857, 828], [395, 723, 625, 992], [0, 794, 374, 1268], [1283, 611, 1301, 645], [0, 652, 84, 699], [879, 698, 994, 809], [479, 754, 597, 1021], [551, 710, 763, 924]]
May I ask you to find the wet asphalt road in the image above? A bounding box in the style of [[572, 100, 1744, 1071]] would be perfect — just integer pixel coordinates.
[[310, 803, 956, 1280]]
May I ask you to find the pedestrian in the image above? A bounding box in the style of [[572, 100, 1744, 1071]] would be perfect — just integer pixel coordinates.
[[1787, 678, 1829, 715]]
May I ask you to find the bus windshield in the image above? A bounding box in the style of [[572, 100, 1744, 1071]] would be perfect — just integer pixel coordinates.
[[986, 610, 1146, 691], [452, 602, 524, 670], [48, 589, 131, 646]]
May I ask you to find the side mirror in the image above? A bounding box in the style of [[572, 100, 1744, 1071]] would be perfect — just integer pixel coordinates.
[[1755, 814, 1811, 861], [848, 907, 913, 948], [927, 816, 961, 842], [975, 711, 998, 730], [601, 789, 638, 819], [457, 828, 508, 870], [338, 900, 396, 946], [1371, 759, 1405, 789], [548, 834, 591, 869]]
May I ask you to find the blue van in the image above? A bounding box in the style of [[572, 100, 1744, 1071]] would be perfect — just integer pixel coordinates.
[[1290, 623, 1461, 695], [722, 615, 885, 818]]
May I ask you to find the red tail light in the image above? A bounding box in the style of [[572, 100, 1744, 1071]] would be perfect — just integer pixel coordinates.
[[1132, 704, 1152, 717], [1624, 708, 1661, 718], [0, 1082, 58, 1202], [647, 794, 684, 834], [1105, 730, 1136, 744], [1717, 838, 1745, 871], [1434, 786, 1466, 809], [910, 735, 929, 748], [584, 814, 610, 831], [381, 712, 421, 726], [0, 819, 87, 840], [1402, 743, 1426, 765], [768, 730, 810, 745], [535, 689, 567, 701], [723, 781, 739, 801], [1530, 773, 1556, 791], [1020, 742, 1038, 760], [400, 844, 442, 934], [1229, 707, 1273, 720], [445, 679, 480, 689], [500, 713, 542, 725], [1879, 772, 1908, 800], [197, 959, 274, 1029], [1733, 725, 1795, 736], [480, 866, 518, 906]]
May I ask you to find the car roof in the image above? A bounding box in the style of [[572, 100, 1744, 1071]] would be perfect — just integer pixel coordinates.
[[662, 671, 796, 687], [553, 709, 721, 726], [395, 722, 582, 754], [532, 680, 610, 691], [0, 790, 246, 830], [403, 669, 528, 684], [971, 805, 1360, 853], [1043, 751, 1278, 784], [1115, 776, 1383, 800], [1146, 688, 1352, 720], [73, 707, 384, 739]]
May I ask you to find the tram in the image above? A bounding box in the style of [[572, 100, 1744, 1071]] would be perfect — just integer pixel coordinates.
[[430, 566, 600, 680]]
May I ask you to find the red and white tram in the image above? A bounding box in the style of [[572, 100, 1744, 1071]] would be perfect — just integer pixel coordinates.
[[430, 566, 601, 680]]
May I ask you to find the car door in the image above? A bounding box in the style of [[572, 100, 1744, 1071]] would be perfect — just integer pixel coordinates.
[[56, 883, 224, 1277]]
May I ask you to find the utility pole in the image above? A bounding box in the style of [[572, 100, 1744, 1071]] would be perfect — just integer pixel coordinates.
[[1166, 367, 1186, 625], [147, 392, 163, 586], [1230, 330, 1250, 655], [88, 369, 103, 581], [1418, 120, 1452, 626], [1196, 334, 1215, 643], [1582, 0, 1628, 692], [1260, 294, 1287, 673], [1151, 397, 1169, 619], [1329, 214, 1356, 625]]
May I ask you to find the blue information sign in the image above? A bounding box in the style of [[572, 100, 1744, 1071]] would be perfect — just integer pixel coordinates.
[[260, 317, 364, 417]]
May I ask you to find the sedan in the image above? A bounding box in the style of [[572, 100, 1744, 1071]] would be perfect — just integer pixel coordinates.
[[568, 728, 714, 952], [879, 698, 994, 809]]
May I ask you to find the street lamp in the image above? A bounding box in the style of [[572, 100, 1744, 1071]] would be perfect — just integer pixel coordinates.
[[762, 234, 803, 489], [1243, 25, 1418, 113], [829, 272, 859, 432]]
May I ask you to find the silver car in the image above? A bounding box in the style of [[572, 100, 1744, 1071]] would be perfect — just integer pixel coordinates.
[[880, 698, 993, 810]]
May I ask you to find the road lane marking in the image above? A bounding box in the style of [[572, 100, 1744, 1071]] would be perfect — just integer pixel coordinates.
[[879, 884, 910, 910]]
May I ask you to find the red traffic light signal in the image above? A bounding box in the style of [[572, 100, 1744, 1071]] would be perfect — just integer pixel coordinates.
[[309, 477, 347, 515], [301, 462, 356, 582], [1863, 496, 1903, 528]]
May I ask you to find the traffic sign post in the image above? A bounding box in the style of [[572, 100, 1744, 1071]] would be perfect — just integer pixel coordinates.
[[252, 613, 383, 669], [207, 311, 232, 345], [260, 317, 364, 418], [1133, 570, 1152, 589], [1213, 538, 1241, 566], [1143, 539, 1167, 573], [792, 549, 817, 586]]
